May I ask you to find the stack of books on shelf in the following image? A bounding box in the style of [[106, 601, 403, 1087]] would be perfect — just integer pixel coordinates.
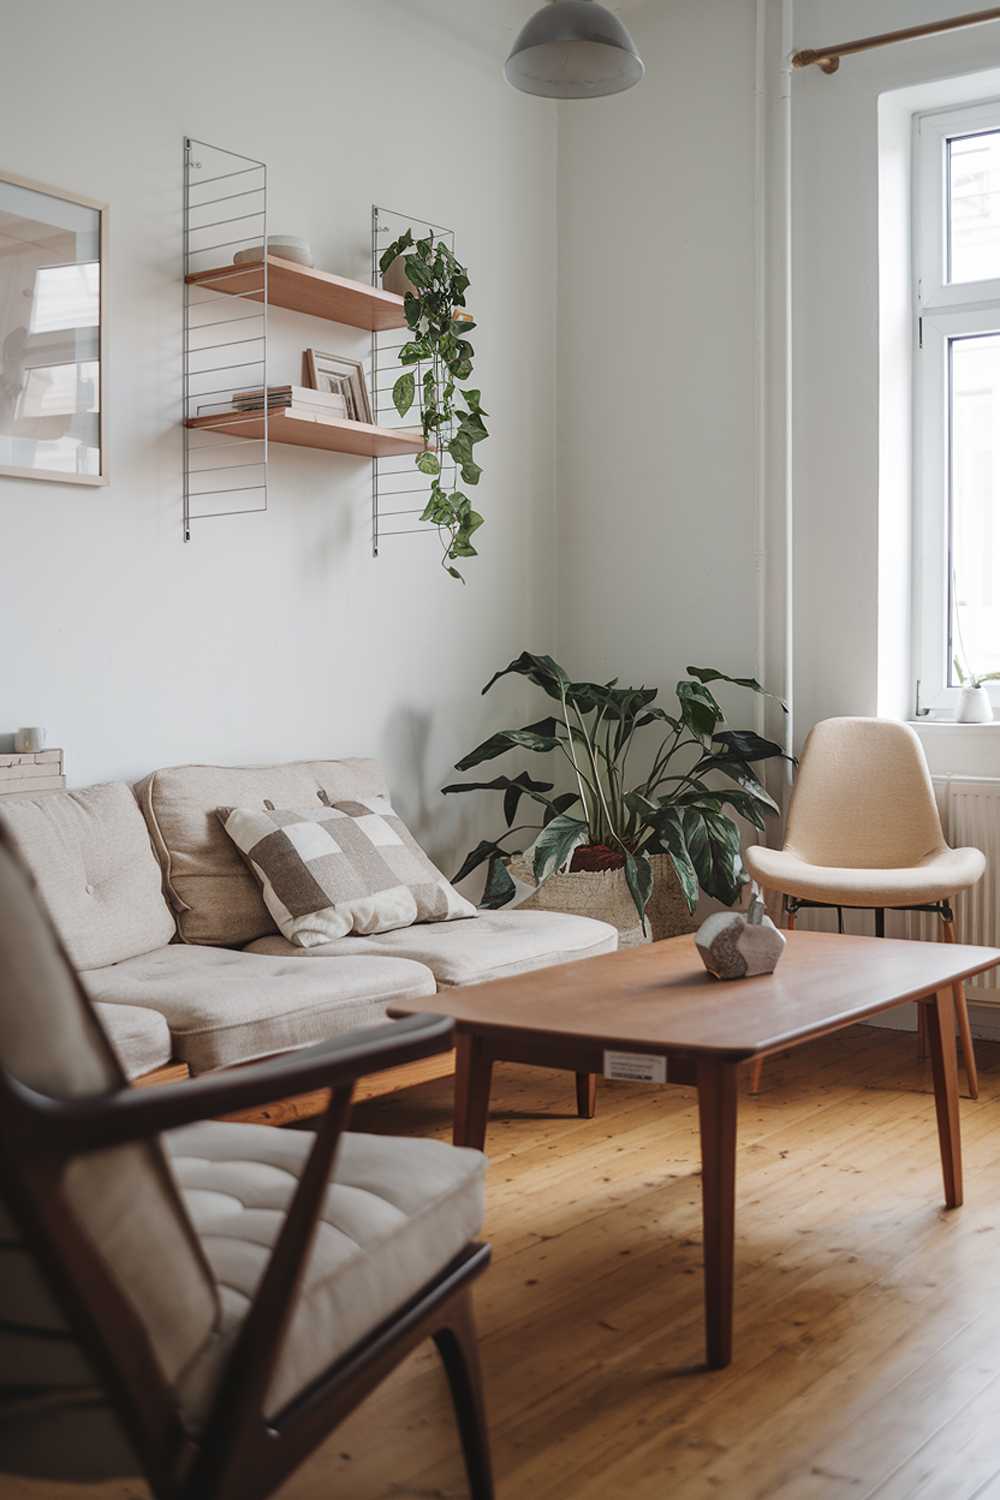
[[230, 385, 352, 421], [0, 749, 65, 799]]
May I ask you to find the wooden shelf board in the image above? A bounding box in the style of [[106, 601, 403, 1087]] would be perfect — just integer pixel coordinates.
[[185, 254, 408, 331], [186, 408, 425, 458]]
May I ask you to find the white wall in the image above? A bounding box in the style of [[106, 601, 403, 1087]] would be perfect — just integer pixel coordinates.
[[0, 0, 557, 872], [791, 0, 1000, 763], [556, 0, 761, 717]]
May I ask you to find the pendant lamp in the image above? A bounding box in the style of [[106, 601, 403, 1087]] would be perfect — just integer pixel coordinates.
[[504, 0, 645, 99]]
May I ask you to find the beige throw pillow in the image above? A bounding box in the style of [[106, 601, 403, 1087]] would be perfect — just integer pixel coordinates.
[[217, 794, 476, 948]]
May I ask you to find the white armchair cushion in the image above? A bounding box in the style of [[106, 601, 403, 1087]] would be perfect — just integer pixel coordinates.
[[169, 1121, 485, 1420]]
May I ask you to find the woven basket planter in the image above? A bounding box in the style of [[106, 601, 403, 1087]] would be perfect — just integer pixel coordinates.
[[510, 853, 698, 948]]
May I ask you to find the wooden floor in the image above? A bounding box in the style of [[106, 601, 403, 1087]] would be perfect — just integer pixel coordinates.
[[9, 1024, 1000, 1500]]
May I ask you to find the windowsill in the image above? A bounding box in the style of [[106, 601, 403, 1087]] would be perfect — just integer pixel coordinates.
[[908, 719, 1000, 728], [909, 718, 1000, 778]]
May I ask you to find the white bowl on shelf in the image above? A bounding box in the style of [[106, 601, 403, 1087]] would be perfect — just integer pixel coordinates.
[[234, 236, 314, 268]]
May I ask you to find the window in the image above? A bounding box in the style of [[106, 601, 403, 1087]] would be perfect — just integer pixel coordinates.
[[915, 101, 1000, 709]]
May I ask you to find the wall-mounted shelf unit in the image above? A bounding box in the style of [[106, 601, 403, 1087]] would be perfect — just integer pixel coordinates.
[[182, 144, 446, 548], [186, 255, 409, 332], [186, 409, 425, 458]]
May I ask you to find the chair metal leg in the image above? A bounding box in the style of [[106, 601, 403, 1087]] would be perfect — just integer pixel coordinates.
[[939, 911, 980, 1100], [433, 1289, 495, 1500]]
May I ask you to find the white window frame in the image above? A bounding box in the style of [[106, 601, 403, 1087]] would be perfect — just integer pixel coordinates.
[[914, 99, 1000, 713]]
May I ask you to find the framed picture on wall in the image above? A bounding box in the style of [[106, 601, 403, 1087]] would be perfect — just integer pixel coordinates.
[[303, 349, 373, 425], [0, 170, 107, 485]]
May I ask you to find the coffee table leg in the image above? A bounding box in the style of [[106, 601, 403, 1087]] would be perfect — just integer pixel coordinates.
[[925, 989, 964, 1209], [454, 1032, 494, 1151], [575, 1072, 598, 1119], [697, 1057, 739, 1369]]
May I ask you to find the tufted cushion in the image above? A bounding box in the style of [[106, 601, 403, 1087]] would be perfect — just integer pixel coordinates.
[[135, 759, 388, 948], [83, 944, 438, 1073], [0, 784, 176, 971], [247, 908, 619, 986], [93, 1001, 172, 1080], [168, 1121, 485, 1420]]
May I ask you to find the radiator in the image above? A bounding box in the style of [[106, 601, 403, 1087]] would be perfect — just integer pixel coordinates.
[[791, 776, 1000, 1000]]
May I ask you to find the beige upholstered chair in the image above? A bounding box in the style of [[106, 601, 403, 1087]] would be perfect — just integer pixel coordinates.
[[747, 717, 985, 1097], [0, 827, 493, 1500]]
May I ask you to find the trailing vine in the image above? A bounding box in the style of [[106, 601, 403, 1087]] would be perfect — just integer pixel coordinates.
[[379, 230, 488, 581]]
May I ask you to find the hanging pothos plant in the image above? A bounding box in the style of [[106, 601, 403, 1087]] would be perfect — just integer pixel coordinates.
[[379, 230, 488, 581]]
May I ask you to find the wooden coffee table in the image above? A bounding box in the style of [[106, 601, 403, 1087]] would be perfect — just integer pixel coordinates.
[[393, 929, 1000, 1369]]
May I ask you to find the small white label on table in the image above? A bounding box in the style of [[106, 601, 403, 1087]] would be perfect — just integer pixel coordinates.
[[603, 1050, 667, 1084]]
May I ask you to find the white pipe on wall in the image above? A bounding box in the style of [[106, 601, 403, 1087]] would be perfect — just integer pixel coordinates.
[[753, 0, 768, 738], [781, 0, 795, 779]]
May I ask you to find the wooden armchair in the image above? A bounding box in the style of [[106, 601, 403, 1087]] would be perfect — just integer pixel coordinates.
[[0, 827, 494, 1500]]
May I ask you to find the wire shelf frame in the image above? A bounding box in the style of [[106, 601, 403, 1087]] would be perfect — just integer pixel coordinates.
[[370, 205, 456, 556], [183, 138, 268, 540]]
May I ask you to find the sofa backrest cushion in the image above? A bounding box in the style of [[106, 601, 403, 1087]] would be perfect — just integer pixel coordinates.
[[0, 785, 177, 972], [135, 759, 388, 947]]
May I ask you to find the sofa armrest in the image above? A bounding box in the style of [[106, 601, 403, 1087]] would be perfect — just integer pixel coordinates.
[[7, 1012, 454, 1154]]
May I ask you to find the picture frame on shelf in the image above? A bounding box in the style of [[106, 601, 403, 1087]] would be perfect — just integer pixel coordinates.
[[303, 349, 373, 425], [0, 169, 107, 485]]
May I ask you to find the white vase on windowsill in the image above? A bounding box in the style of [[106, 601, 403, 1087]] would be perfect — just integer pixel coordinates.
[[955, 685, 994, 723]]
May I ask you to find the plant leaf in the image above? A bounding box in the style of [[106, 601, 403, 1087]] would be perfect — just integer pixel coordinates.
[[712, 730, 791, 764], [686, 666, 788, 713], [676, 680, 724, 740], [454, 717, 563, 771], [543, 791, 581, 825], [481, 652, 571, 701], [440, 771, 556, 826], [624, 851, 654, 927], [392, 371, 415, 418], [451, 838, 510, 886], [531, 812, 588, 884], [646, 808, 700, 913], [481, 854, 517, 910], [682, 807, 747, 906], [416, 451, 441, 475]]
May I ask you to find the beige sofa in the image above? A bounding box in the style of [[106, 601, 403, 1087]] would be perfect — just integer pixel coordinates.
[[0, 758, 617, 1085]]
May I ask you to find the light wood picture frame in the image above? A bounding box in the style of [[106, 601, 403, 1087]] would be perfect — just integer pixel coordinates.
[[0, 169, 108, 486], [303, 348, 373, 425]]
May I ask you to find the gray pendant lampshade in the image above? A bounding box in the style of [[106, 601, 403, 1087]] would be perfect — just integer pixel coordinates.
[[505, 0, 644, 99]]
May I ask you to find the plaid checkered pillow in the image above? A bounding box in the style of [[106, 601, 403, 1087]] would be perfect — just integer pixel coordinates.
[[217, 794, 477, 948]]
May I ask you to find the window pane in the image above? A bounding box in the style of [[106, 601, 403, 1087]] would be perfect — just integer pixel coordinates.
[[950, 332, 1000, 683], [949, 131, 1000, 284]]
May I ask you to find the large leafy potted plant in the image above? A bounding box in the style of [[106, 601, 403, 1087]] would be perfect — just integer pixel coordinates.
[[444, 652, 788, 941], [379, 230, 488, 582]]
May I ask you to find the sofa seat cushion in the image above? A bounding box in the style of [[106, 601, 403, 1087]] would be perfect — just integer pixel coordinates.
[[135, 759, 388, 948], [83, 946, 437, 1074], [246, 908, 619, 986], [168, 1121, 485, 1420], [0, 784, 176, 971], [93, 1002, 172, 1081]]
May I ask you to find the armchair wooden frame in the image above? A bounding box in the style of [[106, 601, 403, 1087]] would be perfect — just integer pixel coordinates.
[[0, 1011, 494, 1500]]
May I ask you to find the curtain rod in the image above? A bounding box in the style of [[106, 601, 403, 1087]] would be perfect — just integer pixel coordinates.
[[793, 6, 1000, 74]]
